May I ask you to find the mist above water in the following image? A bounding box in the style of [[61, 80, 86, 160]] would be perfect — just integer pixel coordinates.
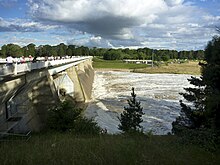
[[84, 71, 192, 135]]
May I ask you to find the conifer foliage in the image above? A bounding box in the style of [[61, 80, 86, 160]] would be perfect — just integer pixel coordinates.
[[172, 77, 206, 132], [118, 87, 144, 132], [172, 35, 220, 134]]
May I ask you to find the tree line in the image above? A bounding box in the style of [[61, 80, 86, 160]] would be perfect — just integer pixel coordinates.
[[0, 43, 204, 61], [0, 43, 90, 58], [102, 48, 204, 61]]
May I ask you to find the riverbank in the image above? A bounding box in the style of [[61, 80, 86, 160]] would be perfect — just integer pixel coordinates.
[[133, 61, 201, 75], [93, 60, 201, 75]]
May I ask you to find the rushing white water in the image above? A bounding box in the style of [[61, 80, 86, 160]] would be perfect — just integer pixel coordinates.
[[84, 71, 192, 135]]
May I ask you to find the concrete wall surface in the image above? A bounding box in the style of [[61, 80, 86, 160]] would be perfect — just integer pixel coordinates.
[[0, 58, 94, 134]]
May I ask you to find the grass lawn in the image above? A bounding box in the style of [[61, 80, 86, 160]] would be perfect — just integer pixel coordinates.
[[134, 61, 201, 75], [93, 58, 201, 75], [0, 133, 219, 165], [92, 58, 147, 70]]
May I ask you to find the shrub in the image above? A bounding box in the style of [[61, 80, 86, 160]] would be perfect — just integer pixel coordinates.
[[72, 117, 101, 135], [47, 101, 101, 135], [47, 101, 81, 132]]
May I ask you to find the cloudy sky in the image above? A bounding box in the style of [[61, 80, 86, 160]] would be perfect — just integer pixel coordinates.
[[0, 0, 219, 50]]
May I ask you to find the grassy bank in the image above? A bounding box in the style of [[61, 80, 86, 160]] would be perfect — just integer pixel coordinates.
[[92, 58, 147, 70], [93, 58, 201, 75], [0, 133, 219, 165], [134, 61, 201, 75]]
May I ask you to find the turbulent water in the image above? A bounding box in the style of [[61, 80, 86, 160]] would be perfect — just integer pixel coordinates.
[[84, 71, 192, 135]]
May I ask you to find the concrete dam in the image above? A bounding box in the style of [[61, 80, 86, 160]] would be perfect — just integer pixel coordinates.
[[0, 56, 94, 136]]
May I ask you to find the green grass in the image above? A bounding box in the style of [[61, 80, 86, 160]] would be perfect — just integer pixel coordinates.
[[92, 58, 147, 70], [92, 57, 201, 75], [134, 61, 201, 75], [0, 133, 219, 165]]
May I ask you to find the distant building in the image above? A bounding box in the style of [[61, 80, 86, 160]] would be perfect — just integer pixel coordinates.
[[123, 59, 153, 65]]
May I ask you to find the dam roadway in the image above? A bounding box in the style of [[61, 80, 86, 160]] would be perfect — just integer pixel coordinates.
[[0, 56, 94, 137]]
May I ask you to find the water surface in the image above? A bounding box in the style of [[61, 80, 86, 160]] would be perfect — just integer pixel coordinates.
[[85, 71, 192, 134]]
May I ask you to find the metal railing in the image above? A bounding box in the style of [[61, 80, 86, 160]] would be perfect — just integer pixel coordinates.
[[0, 56, 92, 76]]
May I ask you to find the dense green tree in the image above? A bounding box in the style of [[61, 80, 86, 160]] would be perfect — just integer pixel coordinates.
[[6, 44, 22, 57], [22, 46, 28, 57], [80, 46, 90, 56], [89, 47, 97, 57], [118, 88, 144, 133], [194, 50, 204, 60], [26, 43, 36, 56], [103, 49, 127, 60], [123, 48, 130, 54], [172, 77, 206, 134], [68, 45, 77, 56], [172, 35, 220, 134], [137, 52, 146, 60], [0, 45, 7, 57], [160, 51, 170, 61], [202, 36, 220, 129], [19, 43, 36, 57], [58, 46, 65, 56], [96, 48, 107, 57], [51, 47, 58, 56], [36, 46, 43, 57], [66, 48, 72, 56], [74, 47, 83, 56], [43, 45, 53, 56], [57, 43, 67, 56]]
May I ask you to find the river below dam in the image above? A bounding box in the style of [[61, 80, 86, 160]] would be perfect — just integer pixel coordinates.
[[84, 71, 193, 135]]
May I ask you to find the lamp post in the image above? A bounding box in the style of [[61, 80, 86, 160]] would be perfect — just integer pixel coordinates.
[[152, 50, 154, 67]]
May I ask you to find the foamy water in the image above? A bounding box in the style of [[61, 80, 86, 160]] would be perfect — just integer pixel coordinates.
[[84, 71, 192, 135]]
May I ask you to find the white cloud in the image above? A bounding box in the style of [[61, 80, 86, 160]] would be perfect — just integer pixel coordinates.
[[67, 35, 113, 48], [164, 0, 184, 6], [0, 32, 51, 46], [24, 0, 220, 50], [0, 17, 58, 32], [28, 0, 169, 39], [29, 0, 167, 22]]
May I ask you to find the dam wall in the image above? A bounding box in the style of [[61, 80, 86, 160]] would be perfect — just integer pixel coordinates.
[[0, 57, 94, 134]]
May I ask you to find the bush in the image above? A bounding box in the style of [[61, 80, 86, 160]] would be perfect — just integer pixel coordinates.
[[47, 101, 101, 135], [47, 101, 81, 132], [72, 117, 101, 135]]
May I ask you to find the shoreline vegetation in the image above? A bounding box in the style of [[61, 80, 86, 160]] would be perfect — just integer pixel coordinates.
[[93, 58, 201, 75]]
